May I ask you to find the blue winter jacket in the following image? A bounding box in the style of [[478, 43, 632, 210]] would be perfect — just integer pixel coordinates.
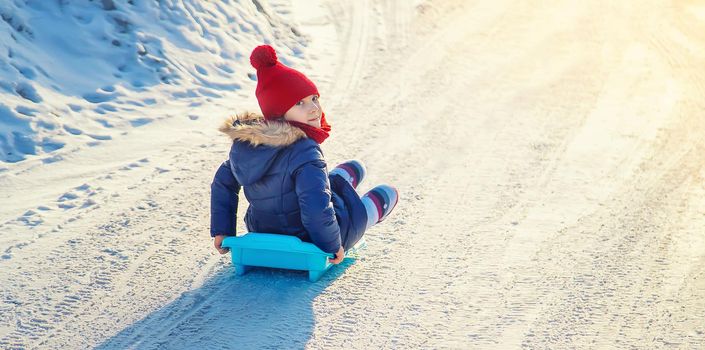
[[209, 113, 367, 254]]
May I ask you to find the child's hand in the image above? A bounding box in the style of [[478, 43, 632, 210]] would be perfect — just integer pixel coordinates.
[[328, 245, 345, 265], [213, 235, 229, 254]]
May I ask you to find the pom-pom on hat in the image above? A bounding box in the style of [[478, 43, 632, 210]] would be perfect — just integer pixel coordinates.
[[250, 45, 319, 120]]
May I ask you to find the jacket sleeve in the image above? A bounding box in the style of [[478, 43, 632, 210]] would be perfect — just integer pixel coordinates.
[[293, 159, 342, 253], [210, 160, 241, 237]]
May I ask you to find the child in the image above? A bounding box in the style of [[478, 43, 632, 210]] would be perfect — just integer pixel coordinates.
[[210, 45, 399, 264]]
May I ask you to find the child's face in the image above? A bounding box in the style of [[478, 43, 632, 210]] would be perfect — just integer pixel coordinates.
[[284, 94, 322, 128]]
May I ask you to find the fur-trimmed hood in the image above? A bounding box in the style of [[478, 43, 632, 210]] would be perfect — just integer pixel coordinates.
[[218, 112, 318, 186], [218, 112, 306, 147]]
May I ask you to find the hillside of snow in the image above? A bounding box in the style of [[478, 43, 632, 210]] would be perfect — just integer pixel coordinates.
[[0, 0, 320, 164]]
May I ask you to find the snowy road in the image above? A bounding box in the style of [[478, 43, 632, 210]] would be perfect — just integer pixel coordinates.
[[2, 0, 705, 348]]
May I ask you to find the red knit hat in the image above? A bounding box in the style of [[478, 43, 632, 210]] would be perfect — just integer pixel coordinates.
[[250, 45, 319, 120]]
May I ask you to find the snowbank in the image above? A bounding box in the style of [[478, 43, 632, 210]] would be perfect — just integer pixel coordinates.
[[0, 0, 314, 164]]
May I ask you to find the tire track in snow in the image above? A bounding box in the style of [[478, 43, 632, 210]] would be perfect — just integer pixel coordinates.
[[307, 0, 705, 347], [324, 0, 374, 106], [0, 140, 226, 348]]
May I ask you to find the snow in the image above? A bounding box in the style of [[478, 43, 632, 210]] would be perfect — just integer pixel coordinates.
[[2, 0, 705, 348], [0, 0, 312, 164]]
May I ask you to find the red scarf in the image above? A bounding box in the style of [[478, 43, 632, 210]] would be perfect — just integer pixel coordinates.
[[287, 113, 331, 144]]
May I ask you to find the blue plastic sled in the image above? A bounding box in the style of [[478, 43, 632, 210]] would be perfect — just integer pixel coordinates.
[[221, 232, 365, 282]]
